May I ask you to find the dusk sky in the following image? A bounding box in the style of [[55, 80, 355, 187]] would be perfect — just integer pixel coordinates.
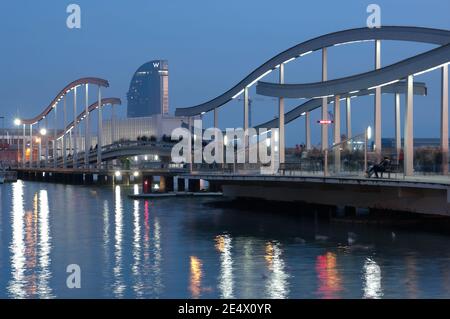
[[0, 0, 449, 146]]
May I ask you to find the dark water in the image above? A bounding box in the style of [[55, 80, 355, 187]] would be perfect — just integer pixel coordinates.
[[1, 180, 450, 299]]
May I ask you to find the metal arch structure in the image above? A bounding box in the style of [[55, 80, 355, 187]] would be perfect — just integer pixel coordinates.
[[255, 81, 427, 130], [18, 77, 118, 170], [175, 26, 450, 117], [54, 98, 122, 140], [256, 44, 450, 98], [20, 77, 109, 125]]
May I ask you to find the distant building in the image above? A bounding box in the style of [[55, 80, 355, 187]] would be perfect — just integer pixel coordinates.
[[102, 114, 194, 145], [127, 60, 169, 118], [382, 138, 450, 151]]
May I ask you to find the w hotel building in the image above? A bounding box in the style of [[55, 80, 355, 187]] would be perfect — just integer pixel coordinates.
[[127, 60, 169, 117]]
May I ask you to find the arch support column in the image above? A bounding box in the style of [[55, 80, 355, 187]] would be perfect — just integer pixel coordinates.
[[346, 97, 352, 139], [29, 124, 33, 167], [73, 86, 78, 168], [333, 95, 341, 173], [97, 86, 103, 168], [441, 64, 449, 174], [321, 47, 328, 151], [305, 112, 311, 150], [374, 40, 382, 156], [63, 95, 67, 168], [278, 63, 285, 164], [404, 75, 414, 176], [85, 84, 90, 168], [395, 93, 401, 165], [53, 104, 57, 168]]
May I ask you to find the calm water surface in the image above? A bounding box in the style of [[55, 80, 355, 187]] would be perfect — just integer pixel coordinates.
[[1, 180, 450, 298]]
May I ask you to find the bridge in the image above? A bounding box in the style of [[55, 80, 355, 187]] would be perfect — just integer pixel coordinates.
[[11, 26, 450, 216]]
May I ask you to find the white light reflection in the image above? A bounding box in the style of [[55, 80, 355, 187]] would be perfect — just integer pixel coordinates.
[[102, 200, 110, 275], [265, 241, 289, 299], [153, 216, 163, 293], [8, 180, 26, 298], [37, 190, 53, 298], [113, 185, 125, 297], [363, 258, 383, 299], [132, 199, 142, 297], [215, 234, 234, 299]]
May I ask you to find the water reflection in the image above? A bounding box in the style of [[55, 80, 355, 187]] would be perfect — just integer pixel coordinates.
[[153, 216, 163, 293], [405, 255, 419, 298], [264, 241, 289, 299], [3, 182, 450, 299], [132, 199, 142, 296], [37, 190, 53, 298], [8, 181, 53, 298], [363, 258, 383, 299], [215, 234, 234, 298], [113, 185, 125, 297], [142, 200, 163, 295], [190, 256, 203, 298], [8, 180, 26, 298], [316, 252, 342, 298]]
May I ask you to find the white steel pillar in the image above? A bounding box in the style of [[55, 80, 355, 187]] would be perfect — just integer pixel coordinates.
[[63, 95, 67, 168], [44, 117, 48, 167], [441, 64, 449, 174], [53, 104, 57, 168], [97, 86, 103, 168], [346, 97, 352, 139], [321, 48, 328, 151], [305, 112, 311, 150], [279, 63, 285, 164], [111, 103, 116, 144], [73, 86, 78, 168], [374, 40, 382, 156], [22, 124, 26, 166], [29, 124, 33, 167], [84, 84, 90, 168], [395, 93, 401, 165], [404, 75, 414, 176], [333, 95, 341, 173]]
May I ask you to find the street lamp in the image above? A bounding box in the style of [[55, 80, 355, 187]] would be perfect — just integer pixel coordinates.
[[14, 118, 25, 167], [38, 128, 47, 168]]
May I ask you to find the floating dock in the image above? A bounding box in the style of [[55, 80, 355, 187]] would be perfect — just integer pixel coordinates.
[[128, 192, 223, 199]]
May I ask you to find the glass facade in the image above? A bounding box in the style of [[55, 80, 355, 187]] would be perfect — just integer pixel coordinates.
[[127, 60, 169, 117]]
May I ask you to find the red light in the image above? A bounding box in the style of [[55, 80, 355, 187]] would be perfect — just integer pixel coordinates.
[[317, 120, 333, 124], [144, 181, 148, 185]]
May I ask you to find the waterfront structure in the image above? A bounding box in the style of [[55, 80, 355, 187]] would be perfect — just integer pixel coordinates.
[[175, 26, 450, 176], [102, 114, 189, 145], [127, 60, 169, 118], [11, 26, 450, 216]]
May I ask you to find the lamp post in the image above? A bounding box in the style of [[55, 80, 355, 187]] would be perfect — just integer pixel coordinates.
[[14, 118, 22, 167], [39, 128, 47, 168]]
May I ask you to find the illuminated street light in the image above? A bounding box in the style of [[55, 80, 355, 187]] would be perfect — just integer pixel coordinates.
[[115, 170, 121, 177], [133, 171, 139, 177], [40, 128, 47, 136], [14, 118, 22, 126]]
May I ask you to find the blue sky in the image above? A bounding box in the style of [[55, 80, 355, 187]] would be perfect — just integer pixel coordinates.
[[0, 0, 449, 146]]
